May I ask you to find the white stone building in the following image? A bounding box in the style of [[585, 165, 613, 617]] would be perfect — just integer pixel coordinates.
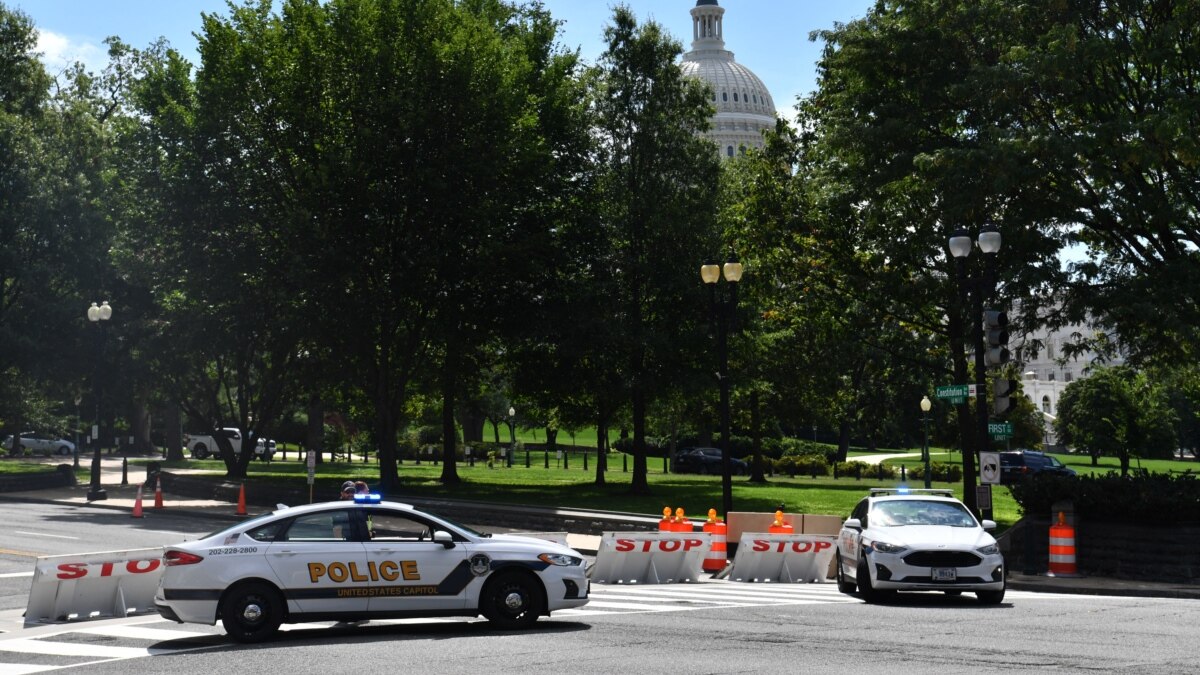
[[679, 0, 776, 158], [1017, 315, 1124, 449]]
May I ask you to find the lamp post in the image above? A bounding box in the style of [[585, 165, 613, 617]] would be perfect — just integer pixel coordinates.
[[508, 406, 517, 468], [920, 395, 932, 489], [701, 256, 743, 519], [949, 224, 1001, 515], [86, 301, 112, 502]]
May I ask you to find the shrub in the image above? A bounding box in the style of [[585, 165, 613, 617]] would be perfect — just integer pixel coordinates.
[[834, 460, 890, 479], [906, 462, 962, 483], [775, 454, 830, 477], [1008, 471, 1200, 523]]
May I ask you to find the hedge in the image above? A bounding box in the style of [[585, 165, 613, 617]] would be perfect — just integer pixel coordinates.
[[1008, 471, 1200, 524]]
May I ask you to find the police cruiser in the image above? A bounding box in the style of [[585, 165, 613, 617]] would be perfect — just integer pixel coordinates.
[[154, 495, 590, 642], [835, 488, 1005, 604]]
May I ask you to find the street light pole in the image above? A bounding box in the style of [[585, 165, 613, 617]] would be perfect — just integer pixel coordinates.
[[920, 395, 932, 489], [508, 406, 516, 468], [701, 257, 743, 519], [86, 301, 112, 502], [949, 225, 1001, 515]]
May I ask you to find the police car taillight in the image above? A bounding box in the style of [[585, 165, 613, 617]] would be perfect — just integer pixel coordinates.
[[164, 551, 204, 566]]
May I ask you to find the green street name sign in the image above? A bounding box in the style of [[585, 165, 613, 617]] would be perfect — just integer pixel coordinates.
[[936, 384, 969, 405], [988, 422, 1013, 439]]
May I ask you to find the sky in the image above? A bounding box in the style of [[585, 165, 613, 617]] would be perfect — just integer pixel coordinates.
[[16, 0, 877, 120]]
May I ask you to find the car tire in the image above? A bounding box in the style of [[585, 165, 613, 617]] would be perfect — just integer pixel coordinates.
[[192, 444, 208, 460], [480, 569, 544, 630], [856, 556, 889, 603], [56, 446, 71, 456], [220, 582, 284, 643], [835, 552, 857, 594], [976, 582, 1006, 605]]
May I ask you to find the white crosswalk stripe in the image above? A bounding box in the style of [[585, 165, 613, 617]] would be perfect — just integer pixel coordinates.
[[0, 583, 1083, 672]]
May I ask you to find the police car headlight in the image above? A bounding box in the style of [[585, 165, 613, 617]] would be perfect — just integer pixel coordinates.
[[872, 541, 907, 554], [976, 543, 1000, 555], [538, 553, 583, 567]]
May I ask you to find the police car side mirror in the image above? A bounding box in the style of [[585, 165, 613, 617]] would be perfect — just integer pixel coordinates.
[[843, 518, 862, 530], [981, 520, 997, 531], [433, 530, 455, 549]]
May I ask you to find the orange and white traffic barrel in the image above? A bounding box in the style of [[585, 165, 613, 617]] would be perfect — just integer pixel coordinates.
[[702, 508, 728, 573], [672, 507, 694, 532], [1048, 511, 1080, 577], [768, 510, 793, 534]]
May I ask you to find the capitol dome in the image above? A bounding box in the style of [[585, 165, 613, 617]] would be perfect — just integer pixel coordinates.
[[679, 0, 776, 158]]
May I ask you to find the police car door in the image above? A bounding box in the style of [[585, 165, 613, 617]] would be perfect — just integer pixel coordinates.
[[265, 508, 369, 616], [363, 509, 469, 613]]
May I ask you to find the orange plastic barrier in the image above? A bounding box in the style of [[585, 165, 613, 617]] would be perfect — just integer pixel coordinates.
[[1048, 511, 1079, 577], [658, 507, 673, 531], [672, 507, 694, 532], [767, 510, 793, 534]]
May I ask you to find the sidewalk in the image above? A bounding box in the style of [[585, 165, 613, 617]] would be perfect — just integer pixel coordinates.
[[5, 456, 1198, 600]]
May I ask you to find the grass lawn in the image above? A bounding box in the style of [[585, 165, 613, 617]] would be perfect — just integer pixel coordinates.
[[135, 448, 1026, 531], [13, 445, 1194, 534]]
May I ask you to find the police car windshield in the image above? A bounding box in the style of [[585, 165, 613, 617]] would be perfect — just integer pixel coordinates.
[[425, 511, 488, 538], [871, 500, 977, 528]]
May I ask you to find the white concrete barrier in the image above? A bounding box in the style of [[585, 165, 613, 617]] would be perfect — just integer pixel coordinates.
[[728, 534, 837, 583], [591, 532, 711, 584], [25, 548, 164, 627]]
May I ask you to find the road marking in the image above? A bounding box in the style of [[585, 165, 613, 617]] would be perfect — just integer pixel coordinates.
[[0, 572, 33, 579], [13, 532, 77, 540]]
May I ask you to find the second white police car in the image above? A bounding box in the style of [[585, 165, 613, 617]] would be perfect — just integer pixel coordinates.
[[835, 488, 1006, 604], [154, 495, 590, 642]]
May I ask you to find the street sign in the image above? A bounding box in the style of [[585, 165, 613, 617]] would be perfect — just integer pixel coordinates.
[[936, 384, 969, 405], [988, 422, 1013, 440], [306, 449, 316, 485], [979, 451, 1000, 484]]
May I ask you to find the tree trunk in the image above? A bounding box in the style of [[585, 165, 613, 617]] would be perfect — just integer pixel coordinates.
[[164, 401, 184, 461], [749, 390, 767, 483], [838, 421, 851, 462], [439, 352, 461, 485], [306, 396, 324, 463]]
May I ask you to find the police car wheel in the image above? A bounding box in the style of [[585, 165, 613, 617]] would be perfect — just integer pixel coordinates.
[[856, 556, 889, 604], [977, 583, 1005, 605], [480, 570, 544, 630], [220, 582, 284, 643], [193, 445, 208, 460], [835, 552, 856, 594]]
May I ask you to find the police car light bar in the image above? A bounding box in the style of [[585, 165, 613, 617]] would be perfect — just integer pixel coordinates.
[[353, 493, 383, 504], [869, 488, 955, 497]]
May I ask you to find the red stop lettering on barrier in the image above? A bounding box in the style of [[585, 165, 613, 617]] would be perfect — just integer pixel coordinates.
[[55, 559, 162, 580], [614, 539, 705, 553], [749, 540, 834, 554]]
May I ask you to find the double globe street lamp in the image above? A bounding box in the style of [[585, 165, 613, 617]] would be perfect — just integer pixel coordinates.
[[86, 301, 112, 502], [920, 395, 932, 489], [948, 224, 1001, 515], [701, 257, 743, 519]]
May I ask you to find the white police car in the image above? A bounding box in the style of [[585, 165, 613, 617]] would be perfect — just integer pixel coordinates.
[[835, 488, 1005, 604], [154, 495, 590, 642]]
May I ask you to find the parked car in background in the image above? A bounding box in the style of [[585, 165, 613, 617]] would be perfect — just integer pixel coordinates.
[[998, 449, 1076, 484], [672, 447, 748, 475], [1, 432, 76, 457], [185, 428, 275, 461]]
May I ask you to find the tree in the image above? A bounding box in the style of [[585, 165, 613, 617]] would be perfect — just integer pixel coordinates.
[[591, 7, 721, 495], [1055, 366, 1178, 475]]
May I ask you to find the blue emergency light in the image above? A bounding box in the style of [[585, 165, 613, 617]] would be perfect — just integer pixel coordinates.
[[353, 493, 382, 504]]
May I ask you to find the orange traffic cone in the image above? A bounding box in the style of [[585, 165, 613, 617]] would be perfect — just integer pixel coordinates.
[[131, 483, 145, 518], [236, 483, 248, 516], [153, 475, 164, 509]]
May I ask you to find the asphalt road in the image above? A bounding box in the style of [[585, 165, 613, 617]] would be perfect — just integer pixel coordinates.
[[2, 503, 1198, 673]]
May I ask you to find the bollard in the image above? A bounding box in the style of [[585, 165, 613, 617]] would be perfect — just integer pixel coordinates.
[[544, 449, 549, 469], [900, 465, 906, 482], [855, 464, 862, 481], [121, 457, 128, 486], [623, 454, 628, 472], [584, 450, 588, 471]]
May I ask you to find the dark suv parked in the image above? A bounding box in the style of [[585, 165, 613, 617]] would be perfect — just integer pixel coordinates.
[[672, 447, 748, 475], [998, 449, 1076, 484]]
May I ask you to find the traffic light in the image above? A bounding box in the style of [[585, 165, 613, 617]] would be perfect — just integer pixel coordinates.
[[983, 309, 1009, 367], [993, 377, 1019, 416]]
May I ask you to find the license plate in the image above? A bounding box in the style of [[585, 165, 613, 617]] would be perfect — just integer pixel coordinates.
[[932, 567, 957, 581]]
